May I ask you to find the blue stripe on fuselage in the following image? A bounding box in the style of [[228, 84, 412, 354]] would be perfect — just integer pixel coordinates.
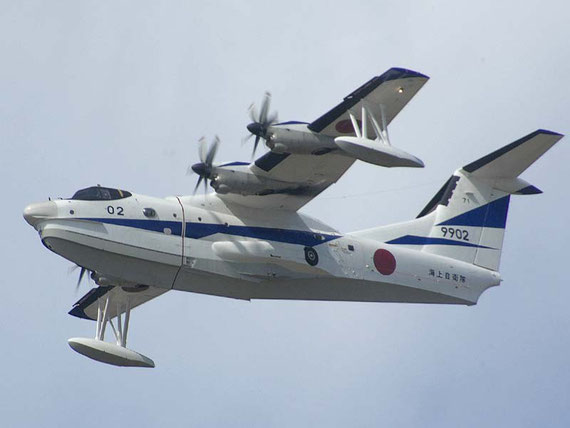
[[82, 218, 339, 247]]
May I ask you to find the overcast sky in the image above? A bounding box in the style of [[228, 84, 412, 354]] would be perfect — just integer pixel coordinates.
[[2, 1, 570, 427]]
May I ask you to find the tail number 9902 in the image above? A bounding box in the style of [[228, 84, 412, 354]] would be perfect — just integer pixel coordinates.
[[440, 227, 469, 241]]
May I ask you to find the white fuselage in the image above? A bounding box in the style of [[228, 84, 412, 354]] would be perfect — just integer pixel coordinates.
[[26, 192, 501, 305]]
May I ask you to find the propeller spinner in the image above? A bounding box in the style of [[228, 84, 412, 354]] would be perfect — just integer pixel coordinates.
[[244, 92, 278, 157], [189, 136, 220, 194]]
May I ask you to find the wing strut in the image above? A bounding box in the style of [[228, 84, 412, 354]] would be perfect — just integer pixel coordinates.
[[336, 102, 423, 168], [68, 290, 155, 368]]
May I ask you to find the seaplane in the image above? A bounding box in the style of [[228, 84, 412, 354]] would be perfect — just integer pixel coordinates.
[[23, 68, 563, 368]]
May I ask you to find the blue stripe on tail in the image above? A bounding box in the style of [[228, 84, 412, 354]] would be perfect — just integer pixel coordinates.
[[437, 196, 510, 228]]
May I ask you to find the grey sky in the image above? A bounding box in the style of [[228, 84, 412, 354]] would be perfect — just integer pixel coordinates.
[[2, 1, 570, 427]]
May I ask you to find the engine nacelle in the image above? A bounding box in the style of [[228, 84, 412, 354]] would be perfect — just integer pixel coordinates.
[[265, 126, 337, 155], [210, 167, 310, 196]]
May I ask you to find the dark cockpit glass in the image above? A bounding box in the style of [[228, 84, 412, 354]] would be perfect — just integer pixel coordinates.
[[71, 186, 132, 201]]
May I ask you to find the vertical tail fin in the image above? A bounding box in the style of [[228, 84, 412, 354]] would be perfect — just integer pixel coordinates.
[[355, 130, 563, 271]]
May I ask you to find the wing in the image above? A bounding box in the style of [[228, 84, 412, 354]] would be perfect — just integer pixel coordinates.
[[69, 285, 168, 321], [218, 150, 355, 210], [308, 67, 429, 136], [219, 68, 429, 211]]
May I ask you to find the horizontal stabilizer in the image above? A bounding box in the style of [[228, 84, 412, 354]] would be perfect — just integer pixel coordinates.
[[463, 129, 563, 178]]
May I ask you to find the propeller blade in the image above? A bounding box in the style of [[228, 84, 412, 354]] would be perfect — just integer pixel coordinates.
[[198, 137, 208, 163], [241, 133, 253, 146], [267, 111, 278, 125], [190, 135, 220, 195], [76, 267, 86, 290], [249, 104, 258, 123], [259, 92, 271, 124], [252, 135, 261, 158], [245, 91, 278, 157], [206, 136, 219, 166], [69, 265, 90, 292], [193, 176, 203, 194]]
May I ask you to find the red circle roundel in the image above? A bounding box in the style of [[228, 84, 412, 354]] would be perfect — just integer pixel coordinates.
[[335, 119, 361, 134], [373, 249, 396, 275]]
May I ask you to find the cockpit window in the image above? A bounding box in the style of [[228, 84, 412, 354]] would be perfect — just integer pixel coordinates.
[[71, 186, 132, 201]]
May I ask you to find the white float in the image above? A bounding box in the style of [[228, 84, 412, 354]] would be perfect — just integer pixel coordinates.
[[335, 136, 424, 168], [68, 337, 155, 368]]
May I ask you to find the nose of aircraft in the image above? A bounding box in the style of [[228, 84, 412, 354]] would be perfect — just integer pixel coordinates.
[[23, 201, 58, 227]]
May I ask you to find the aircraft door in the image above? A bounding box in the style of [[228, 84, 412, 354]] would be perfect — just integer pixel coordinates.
[[171, 197, 187, 289]]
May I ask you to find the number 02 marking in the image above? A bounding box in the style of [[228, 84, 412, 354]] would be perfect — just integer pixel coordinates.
[[107, 206, 124, 216]]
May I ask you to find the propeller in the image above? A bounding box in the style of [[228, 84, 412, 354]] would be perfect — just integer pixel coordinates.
[[189, 136, 220, 195], [69, 264, 93, 292], [244, 91, 278, 157]]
